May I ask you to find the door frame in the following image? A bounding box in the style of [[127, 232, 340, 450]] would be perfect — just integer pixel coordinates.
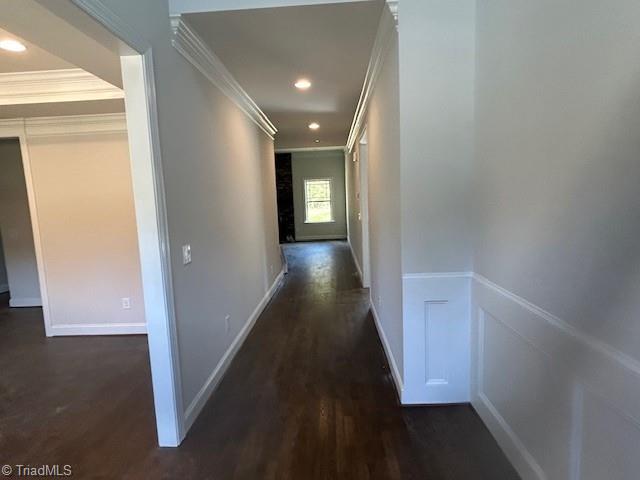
[[0, 123, 52, 331], [18, 0, 186, 447], [358, 129, 371, 288]]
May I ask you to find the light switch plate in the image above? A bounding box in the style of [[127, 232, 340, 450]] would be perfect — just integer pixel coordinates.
[[182, 244, 192, 265]]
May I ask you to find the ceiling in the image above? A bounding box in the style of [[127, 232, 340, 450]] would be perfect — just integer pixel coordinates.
[[0, 27, 75, 73], [185, 1, 384, 149], [0, 27, 124, 118]]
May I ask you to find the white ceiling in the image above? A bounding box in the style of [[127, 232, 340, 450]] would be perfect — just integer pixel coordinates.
[[0, 27, 124, 118], [0, 27, 75, 73], [185, 1, 384, 149]]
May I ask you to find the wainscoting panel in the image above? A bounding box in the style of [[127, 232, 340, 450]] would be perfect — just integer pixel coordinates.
[[472, 274, 640, 480], [402, 273, 471, 404]]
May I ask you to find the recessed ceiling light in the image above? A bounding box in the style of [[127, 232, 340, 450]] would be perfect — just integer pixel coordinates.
[[295, 78, 311, 90], [0, 39, 27, 52], [314, 139, 320, 143], [308, 122, 320, 130]]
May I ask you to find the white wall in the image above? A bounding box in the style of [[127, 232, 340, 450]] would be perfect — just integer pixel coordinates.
[[95, 0, 282, 430], [473, 0, 640, 478], [364, 26, 404, 387], [26, 130, 145, 335], [0, 138, 41, 306], [397, 0, 475, 404], [291, 149, 347, 241]]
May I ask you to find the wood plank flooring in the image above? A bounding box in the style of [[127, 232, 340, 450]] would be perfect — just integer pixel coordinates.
[[0, 241, 519, 479]]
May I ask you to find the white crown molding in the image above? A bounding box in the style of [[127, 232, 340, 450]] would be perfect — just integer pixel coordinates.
[[170, 15, 277, 139], [22, 113, 127, 138], [346, 4, 396, 152], [386, 0, 399, 26], [0, 68, 124, 106]]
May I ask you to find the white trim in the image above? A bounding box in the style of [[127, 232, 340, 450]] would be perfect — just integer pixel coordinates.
[[0, 283, 8, 294], [346, 3, 397, 152], [70, 0, 149, 53], [184, 269, 285, 430], [9, 297, 42, 308], [475, 392, 546, 479], [401, 270, 640, 378], [120, 53, 186, 447], [50, 323, 147, 336], [170, 15, 277, 139], [170, 0, 373, 14], [63, 0, 184, 449], [303, 177, 335, 224], [473, 272, 640, 378], [370, 296, 404, 400], [386, 1, 399, 25], [348, 239, 363, 283], [275, 146, 345, 153], [24, 113, 127, 138], [0, 121, 54, 337], [0, 68, 123, 106], [295, 235, 347, 241]]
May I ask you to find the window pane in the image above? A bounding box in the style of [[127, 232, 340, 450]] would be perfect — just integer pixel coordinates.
[[304, 179, 333, 223], [306, 201, 332, 223]]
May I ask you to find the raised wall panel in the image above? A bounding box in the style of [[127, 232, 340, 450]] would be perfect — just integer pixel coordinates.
[[402, 274, 470, 404], [472, 275, 640, 480]]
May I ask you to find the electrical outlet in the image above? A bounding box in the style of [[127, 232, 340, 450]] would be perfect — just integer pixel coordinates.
[[121, 297, 131, 309], [377, 295, 382, 308], [182, 244, 192, 265], [224, 314, 231, 333]]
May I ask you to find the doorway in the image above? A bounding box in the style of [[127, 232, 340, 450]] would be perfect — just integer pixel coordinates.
[[0, 2, 183, 447]]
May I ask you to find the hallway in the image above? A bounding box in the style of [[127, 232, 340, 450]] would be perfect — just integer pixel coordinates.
[[0, 242, 518, 479], [143, 241, 518, 479]]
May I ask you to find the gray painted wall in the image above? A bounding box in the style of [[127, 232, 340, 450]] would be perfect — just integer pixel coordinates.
[[0, 139, 41, 305], [88, 0, 282, 414], [364, 28, 403, 377], [0, 232, 8, 293], [398, 0, 475, 274], [291, 149, 347, 241], [473, 0, 640, 477]]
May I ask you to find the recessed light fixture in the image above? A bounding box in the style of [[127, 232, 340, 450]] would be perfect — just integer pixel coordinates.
[[308, 122, 320, 130], [0, 39, 27, 52], [314, 139, 320, 143], [294, 78, 311, 90]]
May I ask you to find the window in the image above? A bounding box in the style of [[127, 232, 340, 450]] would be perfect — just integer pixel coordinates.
[[304, 178, 334, 223]]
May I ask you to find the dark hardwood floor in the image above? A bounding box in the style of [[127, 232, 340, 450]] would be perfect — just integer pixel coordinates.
[[0, 241, 518, 479]]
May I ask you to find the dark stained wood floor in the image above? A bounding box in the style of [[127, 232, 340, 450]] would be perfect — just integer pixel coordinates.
[[0, 241, 519, 479]]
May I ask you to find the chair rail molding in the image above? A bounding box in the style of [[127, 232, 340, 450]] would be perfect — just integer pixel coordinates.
[[170, 14, 277, 139], [346, 1, 397, 152], [0, 68, 124, 106]]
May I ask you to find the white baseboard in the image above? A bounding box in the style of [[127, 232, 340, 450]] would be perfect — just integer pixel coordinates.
[[183, 269, 285, 431], [473, 393, 544, 479], [472, 273, 640, 480], [296, 235, 347, 241], [370, 296, 404, 401], [49, 323, 147, 336], [0, 283, 8, 294], [348, 239, 363, 284], [9, 297, 42, 307]]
